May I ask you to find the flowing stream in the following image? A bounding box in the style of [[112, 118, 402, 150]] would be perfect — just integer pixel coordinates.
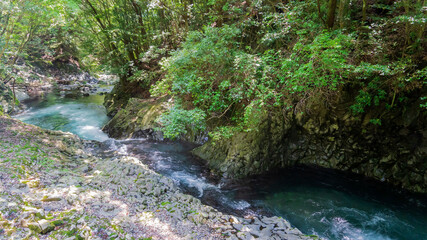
[[14, 92, 427, 240]]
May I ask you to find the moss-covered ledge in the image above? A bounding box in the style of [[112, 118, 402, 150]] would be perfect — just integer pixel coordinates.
[[102, 96, 170, 139]]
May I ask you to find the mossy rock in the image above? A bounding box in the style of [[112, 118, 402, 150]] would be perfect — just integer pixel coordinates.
[[103, 96, 169, 139], [28, 220, 55, 234], [104, 77, 150, 117], [193, 103, 427, 194], [193, 110, 292, 178], [0, 82, 15, 114]]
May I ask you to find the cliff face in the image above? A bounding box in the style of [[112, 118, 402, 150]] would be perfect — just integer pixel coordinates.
[[102, 85, 427, 194], [193, 92, 427, 194]]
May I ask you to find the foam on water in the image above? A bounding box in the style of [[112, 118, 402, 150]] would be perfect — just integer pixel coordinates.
[[171, 171, 217, 197], [117, 145, 128, 155], [219, 196, 251, 210]]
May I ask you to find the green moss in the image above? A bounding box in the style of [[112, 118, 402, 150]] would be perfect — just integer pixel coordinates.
[[103, 96, 168, 138]]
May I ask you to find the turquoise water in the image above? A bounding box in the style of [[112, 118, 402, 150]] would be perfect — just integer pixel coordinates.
[[235, 169, 427, 240], [15, 92, 109, 141], [14, 93, 427, 240]]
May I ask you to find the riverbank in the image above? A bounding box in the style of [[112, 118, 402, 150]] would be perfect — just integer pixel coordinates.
[[0, 115, 315, 239]]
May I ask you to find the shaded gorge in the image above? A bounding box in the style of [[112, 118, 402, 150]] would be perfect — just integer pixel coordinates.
[[13, 93, 427, 240]]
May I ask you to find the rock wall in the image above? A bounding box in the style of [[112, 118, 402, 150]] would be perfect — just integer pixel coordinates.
[[193, 94, 427, 194]]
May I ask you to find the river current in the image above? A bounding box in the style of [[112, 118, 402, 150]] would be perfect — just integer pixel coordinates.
[[14, 92, 427, 240]]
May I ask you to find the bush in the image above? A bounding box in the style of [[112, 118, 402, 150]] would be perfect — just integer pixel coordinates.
[[156, 106, 206, 140]]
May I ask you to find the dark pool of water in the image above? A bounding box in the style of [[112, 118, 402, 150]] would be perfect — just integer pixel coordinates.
[[14, 93, 427, 240], [227, 168, 427, 240]]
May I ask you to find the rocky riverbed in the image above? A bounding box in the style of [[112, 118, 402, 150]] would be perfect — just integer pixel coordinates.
[[0, 116, 316, 240]]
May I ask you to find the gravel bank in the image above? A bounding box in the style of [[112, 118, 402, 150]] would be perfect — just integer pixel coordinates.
[[0, 116, 316, 240]]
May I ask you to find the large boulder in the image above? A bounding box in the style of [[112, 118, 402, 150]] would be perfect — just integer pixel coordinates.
[[103, 96, 169, 139], [193, 110, 293, 178]]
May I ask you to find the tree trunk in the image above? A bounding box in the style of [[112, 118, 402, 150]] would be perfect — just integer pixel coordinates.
[[362, 0, 367, 24], [338, 0, 348, 29], [326, 0, 338, 29], [12, 77, 16, 111]]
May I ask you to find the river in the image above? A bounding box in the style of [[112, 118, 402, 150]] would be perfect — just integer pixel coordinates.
[[14, 92, 427, 240]]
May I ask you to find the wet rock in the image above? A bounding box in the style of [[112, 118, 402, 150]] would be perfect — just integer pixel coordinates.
[[15, 90, 30, 102], [103, 97, 169, 139]]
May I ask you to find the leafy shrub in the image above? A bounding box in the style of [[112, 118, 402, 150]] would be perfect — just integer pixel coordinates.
[[156, 106, 206, 140], [153, 25, 245, 113]]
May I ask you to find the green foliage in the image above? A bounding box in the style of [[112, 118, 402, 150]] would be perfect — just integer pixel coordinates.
[[208, 126, 238, 142], [279, 31, 354, 93], [154, 25, 244, 112], [369, 118, 382, 126], [156, 106, 206, 140], [128, 70, 156, 88], [0, 0, 79, 84], [351, 90, 372, 114], [69, 0, 215, 78], [151, 0, 425, 138], [350, 76, 388, 115], [349, 60, 425, 115], [3, 0, 426, 139], [154, 25, 357, 138], [421, 97, 427, 109]]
